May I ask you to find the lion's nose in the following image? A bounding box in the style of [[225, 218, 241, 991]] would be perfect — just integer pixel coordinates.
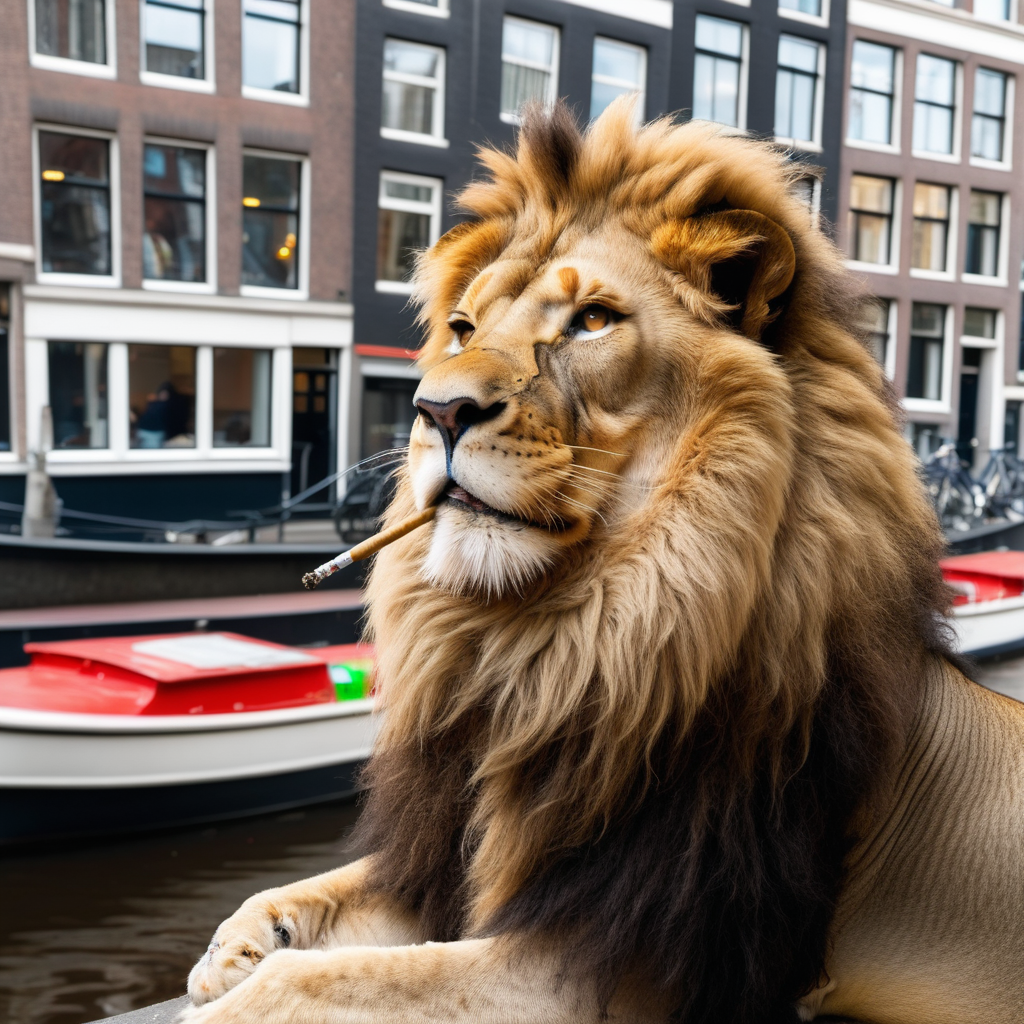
[[415, 396, 506, 452]]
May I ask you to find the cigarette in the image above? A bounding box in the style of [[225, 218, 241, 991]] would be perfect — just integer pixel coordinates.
[[302, 505, 438, 589]]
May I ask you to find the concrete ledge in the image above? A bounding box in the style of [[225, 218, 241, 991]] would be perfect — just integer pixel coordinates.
[[90, 996, 189, 1023]]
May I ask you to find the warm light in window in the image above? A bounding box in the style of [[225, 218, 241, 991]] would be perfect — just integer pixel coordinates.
[[284, 232, 297, 248], [242, 197, 261, 207], [276, 246, 292, 259], [42, 169, 65, 182]]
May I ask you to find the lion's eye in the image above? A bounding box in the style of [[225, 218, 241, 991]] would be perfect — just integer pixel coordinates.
[[568, 305, 617, 340], [448, 318, 475, 345], [580, 306, 609, 332]]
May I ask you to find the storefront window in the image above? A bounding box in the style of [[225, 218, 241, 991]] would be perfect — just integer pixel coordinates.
[[143, 144, 206, 282], [48, 342, 108, 448], [128, 344, 196, 448], [361, 376, 417, 460], [242, 154, 300, 289], [213, 348, 272, 446]]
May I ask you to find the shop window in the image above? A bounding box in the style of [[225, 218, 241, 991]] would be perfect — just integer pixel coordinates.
[[376, 171, 441, 290], [242, 153, 301, 290], [913, 54, 957, 155], [142, 0, 204, 78], [38, 131, 111, 277], [908, 302, 946, 401], [693, 15, 744, 128], [243, 0, 300, 95], [965, 190, 1002, 277], [848, 40, 896, 145], [48, 342, 108, 449], [381, 39, 445, 142], [143, 143, 206, 282], [911, 183, 950, 273], [591, 37, 646, 121], [848, 174, 894, 264], [128, 344, 196, 448], [213, 348, 272, 446], [362, 376, 418, 460], [35, 0, 107, 64], [501, 16, 559, 120]]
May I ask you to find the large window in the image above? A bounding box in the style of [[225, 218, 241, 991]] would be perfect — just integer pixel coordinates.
[[500, 17, 559, 120], [213, 348, 272, 447], [376, 172, 441, 290], [242, 154, 301, 290], [913, 54, 957, 156], [965, 190, 1001, 277], [128, 344, 196, 448], [864, 298, 891, 367], [38, 131, 112, 277], [848, 174, 894, 265], [142, 0, 204, 79], [693, 15, 744, 128], [775, 35, 822, 146], [0, 286, 9, 453], [848, 40, 896, 145], [143, 143, 206, 283], [911, 183, 950, 272], [34, 0, 106, 64], [381, 39, 445, 143], [590, 38, 646, 121], [48, 342, 108, 449], [974, 0, 1010, 21], [362, 377, 418, 460], [972, 69, 1008, 162], [908, 303, 946, 401], [243, 0, 300, 95]]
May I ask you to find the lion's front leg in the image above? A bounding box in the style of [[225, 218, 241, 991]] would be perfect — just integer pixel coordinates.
[[180, 935, 668, 1024], [186, 856, 422, 1006]]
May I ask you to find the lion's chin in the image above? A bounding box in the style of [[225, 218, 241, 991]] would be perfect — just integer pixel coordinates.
[[420, 504, 560, 598]]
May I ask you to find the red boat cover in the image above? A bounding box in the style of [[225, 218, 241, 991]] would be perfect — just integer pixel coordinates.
[[940, 551, 1024, 606], [0, 633, 370, 716]]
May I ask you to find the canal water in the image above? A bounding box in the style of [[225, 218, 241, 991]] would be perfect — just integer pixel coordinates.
[[2, 658, 1022, 1024]]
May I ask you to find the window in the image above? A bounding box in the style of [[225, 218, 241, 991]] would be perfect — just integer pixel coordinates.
[[911, 183, 950, 272], [909, 422, 942, 460], [964, 307, 997, 340], [376, 172, 441, 290], [38, 131, 111, 277], [864, 298, 891, 366], [142, 0, 204, 79], [848, 41, 896, 145], [362, 377, 418, 460], [693, 15, 744, 128], [913, 54, 957, 156], [775, 35, 822, 146], [128, 344, 196, 448], [34, 0, 106, 64], [143, 143, 206, 283], [48, 342, 108, 449], [779, 0, 822, 16], [974, 0, 1010, 21], [243, 0, 300, 95], [848, 175, 894, 265], [965, 190, 1001, 277], [1005, 400, 1021, 453], [213, 348, 272, 447], [501, 17, 559, 120], [381, 39, 445, 143], [384, 0, 447, 12], [793, 175, 821, 225], [908, 302, 946, 401], [0, 286, 9, 453], [242, 154, 301, 290], [591, 38, 646, 121], [972, 69, 1008, 162]]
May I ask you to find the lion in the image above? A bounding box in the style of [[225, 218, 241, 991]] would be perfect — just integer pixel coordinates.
[[182, 99, 1024, 1024]]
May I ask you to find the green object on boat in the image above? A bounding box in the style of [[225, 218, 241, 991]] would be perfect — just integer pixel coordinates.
[[329, 660, 373, 701]]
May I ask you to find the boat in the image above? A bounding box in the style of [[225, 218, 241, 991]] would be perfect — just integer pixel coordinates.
[[943, 551, 1024, 658], [0, 631, 376, 846]]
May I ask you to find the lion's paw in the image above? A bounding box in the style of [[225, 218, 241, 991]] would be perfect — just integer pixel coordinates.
[[186, 899, 295, 1006]]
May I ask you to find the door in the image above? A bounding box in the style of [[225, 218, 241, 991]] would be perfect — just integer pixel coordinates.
[[291, 348, 337, 501]]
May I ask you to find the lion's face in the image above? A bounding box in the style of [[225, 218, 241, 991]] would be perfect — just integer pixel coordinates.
[[409, 209, 793, 597]]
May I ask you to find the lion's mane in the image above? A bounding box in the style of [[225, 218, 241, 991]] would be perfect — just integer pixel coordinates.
[[354, 104, 956, 1024]]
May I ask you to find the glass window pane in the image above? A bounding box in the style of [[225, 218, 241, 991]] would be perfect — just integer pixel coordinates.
[[502, 18, 555, 66], [383, 39, 439, 78], [383, 179, 433, 203], [39, 131, 108, 182], [849, 89, 891, 144], [913, 102, 953, 153], [502, 62, 551, 113], [975, 68, 1006, 116], [851, 212, 890, 264], [851, 40, 894, 93], [593, 38, 643, 85], [591, 80, 630, 120], [913, 183, 949, 219], [972, 114, 1003, 161], [243, 11, 299, 92], [916, 54, 955, 104], [213, 348, 272, 447], [144, 144, 205, 197], [775, 70, 794, 137], [377, 208, 430, 282], [779, 0, 822, 14], [128, 345, 196, 448], [974, 0, 1009, 19], [243, 155, 300, 209], [912, 218, 947, 271], [243, 209, 298, 288], [964, 308, 997, 338], [779, 36, 818, 73], [851, 175, 892, 214], [144, 2, 203, 78], [789, 72, 815, 140], [970, 190, 1001, 226], [361, 377, 418, 460], [382, 79, 435, 135], [35, 0, 106, 63], [912, 302, 945, 335], [48, 342, 108, 449], [966, 225, 999, 276], [695, 15, 742, 57], [144, 197, 205, 281], [245, 0, 299, 20]]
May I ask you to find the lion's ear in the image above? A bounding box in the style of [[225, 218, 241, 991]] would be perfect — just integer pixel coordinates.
[[652, 209, 796, 340]]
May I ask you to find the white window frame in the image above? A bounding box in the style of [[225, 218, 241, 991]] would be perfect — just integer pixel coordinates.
[[383, 0, 449, 18], [139, 0, 216, 93], [141, 138, 217, 295], [375, 170, 442, 295], [903, 303, 954, 414], [846, 42, 902, 155], [962, 192, 1010, 287], [239, 149, 311, 301], [883, 298, 898, 380], [591, 36, 647, 124], [692, 15, 749, 131], [499, 16, 560, 125], [33, 123, 121, 289], [774, 35, 825, 152], [908, 182, 957, 283], [970, 69, 1014, 172], [778, 0, 829, 28], [380, 38, 448, 148], [27, 0, 117, 79], [912, 55, 963, 164], [240, 0, 310, 107], [846, 176, 903, 276]]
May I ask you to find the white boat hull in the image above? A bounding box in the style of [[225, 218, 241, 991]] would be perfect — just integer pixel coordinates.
[[952, 596, 1024, 657]]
